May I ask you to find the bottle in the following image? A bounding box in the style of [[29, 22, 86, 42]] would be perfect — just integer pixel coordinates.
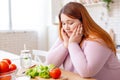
[[20, 44, 32, 68]]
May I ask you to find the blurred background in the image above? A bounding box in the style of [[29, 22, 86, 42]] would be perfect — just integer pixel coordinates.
[[0, 0, 120, 55]]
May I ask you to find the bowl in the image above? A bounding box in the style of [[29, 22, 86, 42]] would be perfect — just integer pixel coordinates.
[[0, 70, 17, 80]]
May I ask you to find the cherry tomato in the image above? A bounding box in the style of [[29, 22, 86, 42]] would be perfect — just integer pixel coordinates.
[[9, 64, 17, 71], [50, 68, 61, 79], [2, 58, 11, 65], [0, 61, 9, 73]]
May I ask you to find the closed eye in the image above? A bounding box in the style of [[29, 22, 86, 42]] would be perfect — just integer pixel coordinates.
[[68, 22, 73, 25], [62, 22, 65, 25], [67, 21, 74, 25]]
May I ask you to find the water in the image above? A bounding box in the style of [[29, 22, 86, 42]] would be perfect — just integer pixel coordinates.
[[20, 53, 32, 68]]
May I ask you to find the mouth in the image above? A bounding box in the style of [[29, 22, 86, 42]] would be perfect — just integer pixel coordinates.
[[66, 30, 72, 33], [66, 31, 72, 36]]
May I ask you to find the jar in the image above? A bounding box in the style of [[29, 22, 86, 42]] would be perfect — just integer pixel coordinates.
[[20, 50, 32, 68]]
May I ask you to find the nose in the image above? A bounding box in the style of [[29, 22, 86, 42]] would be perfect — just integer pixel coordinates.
[[64, 24, 70, 30]]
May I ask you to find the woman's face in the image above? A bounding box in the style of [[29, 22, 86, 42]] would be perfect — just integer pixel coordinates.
[[61, 13, 82, 37]]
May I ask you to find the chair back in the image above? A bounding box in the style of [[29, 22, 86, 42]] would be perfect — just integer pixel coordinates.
[[32, 50, 48, 64]]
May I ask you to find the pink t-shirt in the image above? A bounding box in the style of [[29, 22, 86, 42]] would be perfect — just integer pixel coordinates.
[[46, 39, 120, 80]]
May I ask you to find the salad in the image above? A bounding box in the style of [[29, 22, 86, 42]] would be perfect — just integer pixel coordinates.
[[25, 64, 61, 79]]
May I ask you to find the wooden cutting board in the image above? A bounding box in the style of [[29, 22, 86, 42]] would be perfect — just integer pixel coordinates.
[[31, 76, 68, 80]]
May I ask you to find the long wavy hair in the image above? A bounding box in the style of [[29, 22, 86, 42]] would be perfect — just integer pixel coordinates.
[[58, 2, 116, 54]]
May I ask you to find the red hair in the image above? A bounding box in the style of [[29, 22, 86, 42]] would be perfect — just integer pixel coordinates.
[[58, 2, 116, 54]]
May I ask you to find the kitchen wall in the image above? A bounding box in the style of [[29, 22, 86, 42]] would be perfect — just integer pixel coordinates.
[[108, 0, 120, 48], [85, 0, 120, 47], [82, 0, 120, 56]]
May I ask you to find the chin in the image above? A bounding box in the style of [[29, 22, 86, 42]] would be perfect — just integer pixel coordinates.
[[67, 34, 71, 37]]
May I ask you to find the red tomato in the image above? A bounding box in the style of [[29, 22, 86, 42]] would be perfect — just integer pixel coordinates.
[[9, 64, 17, 71], [2, 58, 11, 65], [0, 75, 11, 80], [0, 61, 9, 73], [50, 68, 61, 79]]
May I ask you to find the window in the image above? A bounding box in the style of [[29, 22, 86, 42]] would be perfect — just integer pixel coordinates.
[[0, 0, 9, 30], [0, 0, 47, 31]]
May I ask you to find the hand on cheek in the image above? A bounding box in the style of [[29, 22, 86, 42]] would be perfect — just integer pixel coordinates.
[[61, 28, 69, 48], [69, 24, 83, 44]]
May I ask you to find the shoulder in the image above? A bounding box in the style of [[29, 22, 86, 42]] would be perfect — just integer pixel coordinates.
[[82, 35, 107, 47], [82, 39, 108, 49]]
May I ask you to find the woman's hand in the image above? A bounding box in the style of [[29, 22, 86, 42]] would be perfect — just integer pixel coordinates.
[[61, 28, 69, 48], [69, 24, 83, 44]]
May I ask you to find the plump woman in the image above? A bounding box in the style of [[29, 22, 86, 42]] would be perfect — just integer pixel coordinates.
[[45, 2, 120, 80]]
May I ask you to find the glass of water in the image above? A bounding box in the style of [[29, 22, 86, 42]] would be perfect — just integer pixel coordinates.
[[20, 50, 32, 68]]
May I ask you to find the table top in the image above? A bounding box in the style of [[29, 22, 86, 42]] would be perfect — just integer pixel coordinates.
[[0, 50, 38, 68], [30, 70, 96, 80], [0, 50, 19, 60], [0, 50, 21, 68], [17, 68, 96, 80], [0, 50, 96, 80]]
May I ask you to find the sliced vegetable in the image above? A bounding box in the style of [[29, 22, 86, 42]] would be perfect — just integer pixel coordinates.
[[25, 64, 56, 79]]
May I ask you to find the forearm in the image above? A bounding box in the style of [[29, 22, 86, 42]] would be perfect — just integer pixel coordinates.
[[45, 42, 68, 67], [68, 42, 111, 77], [68, 43, 88, 75]]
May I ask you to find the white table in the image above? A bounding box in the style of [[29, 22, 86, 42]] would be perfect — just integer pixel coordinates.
[[0, 50, 19, 60], [0, 50, 21, 68], [0, 50, 38, 80], [0, 50, 96, 80], [0, 50, 37, 68]]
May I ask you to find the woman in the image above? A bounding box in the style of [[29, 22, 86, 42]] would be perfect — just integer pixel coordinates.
[[45, 2, 120, 80]]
